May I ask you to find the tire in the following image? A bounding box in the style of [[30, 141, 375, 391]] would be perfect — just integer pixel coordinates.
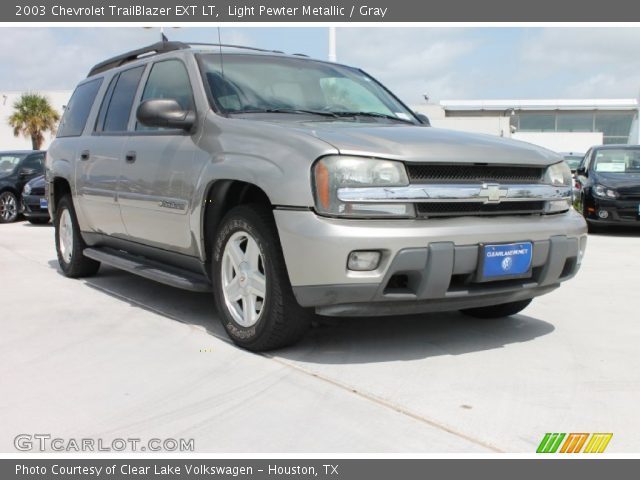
[[54, 195, 100, 278], [28, 218, 49, 225], [212, 204, 311, 351], [460, 299, 532, 319], [0, 191, 19, 223]]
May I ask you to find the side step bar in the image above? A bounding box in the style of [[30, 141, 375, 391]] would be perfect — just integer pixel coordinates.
[[83, 247, 211, 292]]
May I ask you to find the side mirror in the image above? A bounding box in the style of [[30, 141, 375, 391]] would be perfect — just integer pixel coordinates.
[[19, 167, 36, 178], [136, 99, 196, 131], [414, 113, 431, 126], [576, 166, 587, 176]]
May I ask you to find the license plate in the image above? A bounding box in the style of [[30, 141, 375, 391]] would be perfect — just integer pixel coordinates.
[[39, 198, 48, 209], [480, 242, 533, 281]]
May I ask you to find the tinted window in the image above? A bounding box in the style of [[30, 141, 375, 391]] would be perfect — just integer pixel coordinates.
[[96, 66, 145, 132], [21, 154, 45, 173], [517, 114, 555, 131], [136, 60, 194, 131], [0, 154, 27, 174], [57, 78, 103, 137], [557, 113, 593, 132]]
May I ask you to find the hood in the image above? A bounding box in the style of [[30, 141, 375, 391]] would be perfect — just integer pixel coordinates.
[[27, 175, 46, 187], [594, 171, 640, 189], [278, 120, 561, 166]]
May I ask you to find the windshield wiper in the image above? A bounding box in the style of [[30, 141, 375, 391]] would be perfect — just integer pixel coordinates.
[[230, 108, 339, 118], [330, 111, 415, 124]]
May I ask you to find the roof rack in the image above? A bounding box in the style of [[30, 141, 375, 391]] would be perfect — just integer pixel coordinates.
[[87, 41, 292, 77], [87, 41, 189, 77]]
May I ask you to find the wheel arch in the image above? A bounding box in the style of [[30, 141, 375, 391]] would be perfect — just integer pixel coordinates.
[[201, 179, 274, 270], [50, 176, 72, 217]]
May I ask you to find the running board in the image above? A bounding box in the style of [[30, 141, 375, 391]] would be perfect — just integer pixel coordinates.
[[83, 247, 211, 292]]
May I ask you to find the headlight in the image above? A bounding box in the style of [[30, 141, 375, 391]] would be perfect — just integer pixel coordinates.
[[543, 161, 572, 186], [313, 156, 414, 217], [23, 183, 31, 195], [593, 184, 618, 199]]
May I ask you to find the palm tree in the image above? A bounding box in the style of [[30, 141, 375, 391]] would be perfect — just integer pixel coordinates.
[[8, 93, 60, 150]]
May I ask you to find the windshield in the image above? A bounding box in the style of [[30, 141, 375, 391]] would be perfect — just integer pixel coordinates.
[[593, 148, 640, 174], [0, 154, 26, 174], [199, 54, 416, 122]]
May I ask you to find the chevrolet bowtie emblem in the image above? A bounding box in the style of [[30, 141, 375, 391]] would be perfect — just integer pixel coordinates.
[[478, 184, 508, 203]]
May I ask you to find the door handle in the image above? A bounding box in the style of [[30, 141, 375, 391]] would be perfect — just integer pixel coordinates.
[[80, 150, 90, 161], [125, 151, 137, 163]]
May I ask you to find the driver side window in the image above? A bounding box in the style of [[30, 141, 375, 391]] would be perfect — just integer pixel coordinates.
[[136, 59, 194, 131]]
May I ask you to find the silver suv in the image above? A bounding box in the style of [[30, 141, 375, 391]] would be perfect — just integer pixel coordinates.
[[47, 41, 587, 351]]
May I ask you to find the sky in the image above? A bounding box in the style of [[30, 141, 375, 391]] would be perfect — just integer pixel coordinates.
[[0, 27, 639, 106]]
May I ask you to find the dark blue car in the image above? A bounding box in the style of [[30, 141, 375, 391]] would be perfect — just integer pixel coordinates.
[[21, 174, 50, 224], [0, 150, 46, 223]]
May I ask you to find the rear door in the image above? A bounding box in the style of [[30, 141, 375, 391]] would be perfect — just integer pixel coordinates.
[[119, 57, 204, 255], [77, 66, 145, 237]]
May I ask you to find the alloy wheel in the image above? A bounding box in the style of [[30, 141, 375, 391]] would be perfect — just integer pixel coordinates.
[[0, 192, 18, 222], [221, 230, 267, 327], [58, 208, 74, 263]]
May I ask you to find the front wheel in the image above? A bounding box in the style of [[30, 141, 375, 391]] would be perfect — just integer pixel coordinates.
[[460, 299, 532, 319], [212, 204, 310, 351], [0, 191, 19, 223], [54, 195, 100, 278]]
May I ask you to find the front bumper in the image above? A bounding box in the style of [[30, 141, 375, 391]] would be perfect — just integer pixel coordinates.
[[274, 209, 587, 315], [585, 197, 640, 226], [21, 195, 50, 219]]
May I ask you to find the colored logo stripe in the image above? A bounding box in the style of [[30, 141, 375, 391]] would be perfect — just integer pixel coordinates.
[[537, 433, 613, 453], [537, 433, 566, 453], [583, 433, 613, 453]]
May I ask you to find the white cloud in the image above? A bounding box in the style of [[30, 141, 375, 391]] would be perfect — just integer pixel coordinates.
[[0, 28, 157, 91], [518, 28, 640, 98], [336, 28, 478, 104]]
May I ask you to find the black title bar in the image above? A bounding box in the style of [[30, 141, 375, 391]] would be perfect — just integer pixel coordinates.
[[5, 0, 640, 22]]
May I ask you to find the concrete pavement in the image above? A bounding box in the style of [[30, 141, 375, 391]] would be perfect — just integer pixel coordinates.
[[1, 220, 638, 452]]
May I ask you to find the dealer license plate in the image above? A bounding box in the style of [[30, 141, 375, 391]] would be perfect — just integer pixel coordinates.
[[480, 242, 533, 281], [39, 198, 48, 209]]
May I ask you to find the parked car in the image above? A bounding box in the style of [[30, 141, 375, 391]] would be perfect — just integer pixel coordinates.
[[0, 150, 46, 223], [46, 41, 587, 351], [561, 152, 584, 173], [561, 152, 585, 199], [21, 175, 50, 224], [574, 145, 640, 231]]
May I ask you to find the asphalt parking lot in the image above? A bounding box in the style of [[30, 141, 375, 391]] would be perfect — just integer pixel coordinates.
[[1, 219, 639, 453]]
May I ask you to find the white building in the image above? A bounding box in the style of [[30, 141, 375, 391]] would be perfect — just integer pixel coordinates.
[[0, 90, 71, 150], [414, 98, 640, 154]]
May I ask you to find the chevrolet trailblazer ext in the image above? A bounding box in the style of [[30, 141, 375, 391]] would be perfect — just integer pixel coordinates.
[[46, 42, 587, 351]]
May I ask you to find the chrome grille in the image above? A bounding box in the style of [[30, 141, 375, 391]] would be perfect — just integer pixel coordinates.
[[406, 164, 544, 184]]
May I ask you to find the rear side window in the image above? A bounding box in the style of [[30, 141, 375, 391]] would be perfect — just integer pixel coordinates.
[[22, 154, 45, 173], [95, 66, 145, 133], [57, 78, 103, 137], [136, 59, 194, 131]]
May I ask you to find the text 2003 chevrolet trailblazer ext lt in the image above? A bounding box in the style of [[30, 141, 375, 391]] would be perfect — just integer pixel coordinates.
[[46, 42, 587, 350]]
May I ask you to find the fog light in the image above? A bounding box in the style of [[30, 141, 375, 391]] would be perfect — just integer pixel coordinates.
[[347, 251, 381, 271], [597, 209, 609, 219]]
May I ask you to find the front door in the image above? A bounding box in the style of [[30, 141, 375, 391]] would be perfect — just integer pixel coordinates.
[[119, 58, 204, 255]]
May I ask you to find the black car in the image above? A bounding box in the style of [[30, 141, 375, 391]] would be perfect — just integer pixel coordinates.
[[21, 175, 50, 224], [0, 150, 46, 223], [575, 145, 640, 230]]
